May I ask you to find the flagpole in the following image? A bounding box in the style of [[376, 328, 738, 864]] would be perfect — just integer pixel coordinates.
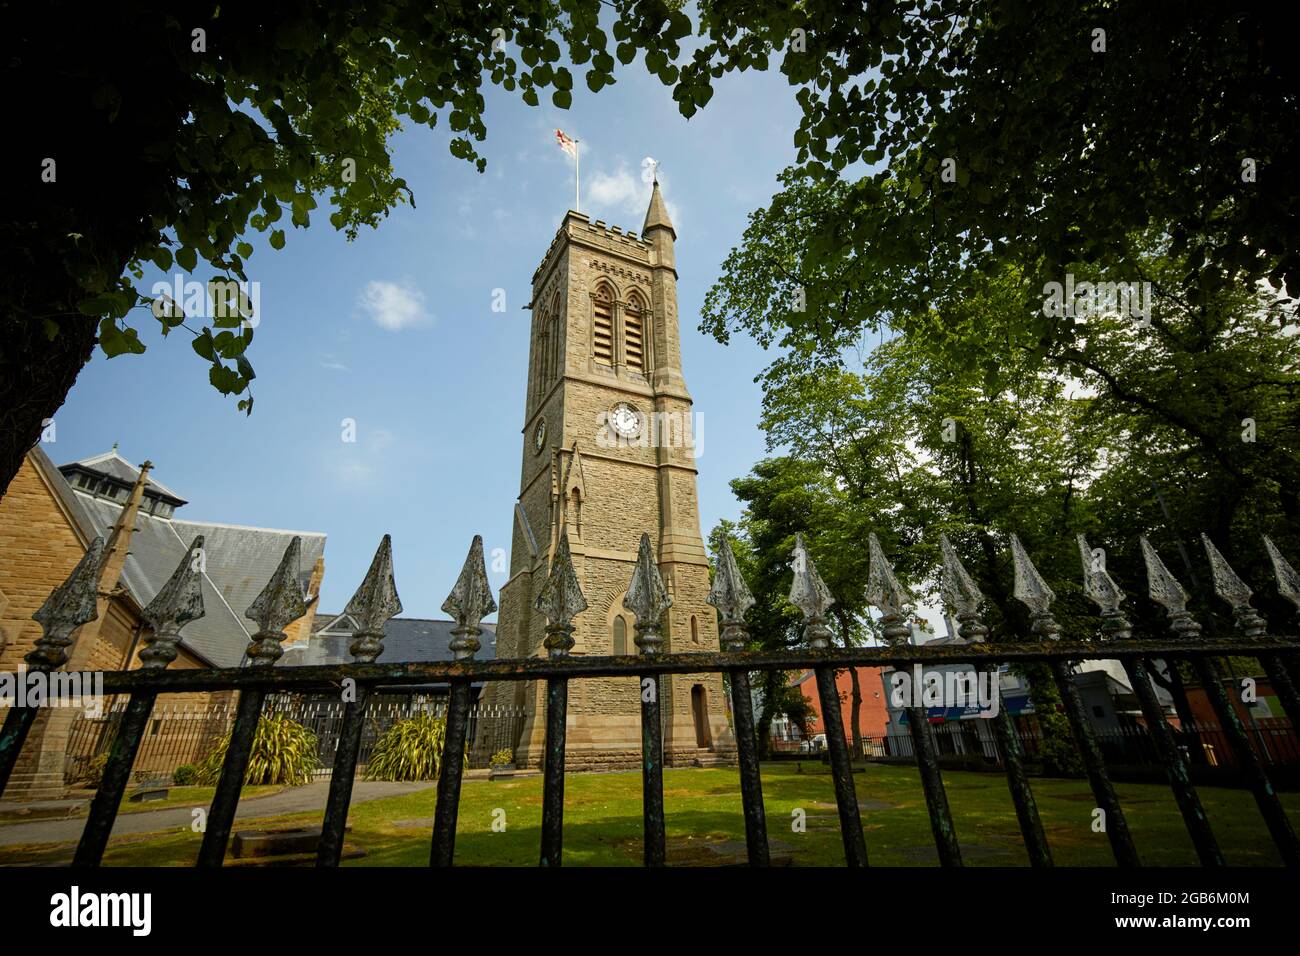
[[575, 140, 580, 213]]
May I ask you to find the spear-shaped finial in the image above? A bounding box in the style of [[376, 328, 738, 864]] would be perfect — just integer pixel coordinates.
[[707, 531, 755, 651], [138, 536, 207, 669], [788, 532, 835, 649], [536, 531, 587, 658], [866, 533, 913, 646], [1140, 536, 1201, 638], [1077, 534, 1131, 640], [938, 534, 987, 643], [27, 536, 106, 670], [624, 533, 671, 655], [244, 536, 308, 666], [1201, 534, 1267, 638], [1263, 535, 1300, 622], [443, 535, 497, 660], [343, 535, 403, 662], [1010, 534, 1060, 640]]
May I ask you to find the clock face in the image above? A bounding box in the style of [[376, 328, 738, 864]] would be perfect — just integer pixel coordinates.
[[533, 418, 547, 453], [609, 402, 642, 439]]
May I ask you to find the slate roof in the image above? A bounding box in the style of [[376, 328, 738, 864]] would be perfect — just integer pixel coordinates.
[[282, 616, 498, 680], [62, 449, 187, 504], [40, 450, 326, 668]]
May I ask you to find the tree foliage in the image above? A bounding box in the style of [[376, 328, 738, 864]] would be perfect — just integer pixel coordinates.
[[680, 1, 1296, 349]]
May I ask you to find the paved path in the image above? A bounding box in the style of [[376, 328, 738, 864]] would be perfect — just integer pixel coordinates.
[[0, 780, 436, 848]]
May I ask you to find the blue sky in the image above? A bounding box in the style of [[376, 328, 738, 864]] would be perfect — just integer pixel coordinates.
[[49, 57, 804, 618]]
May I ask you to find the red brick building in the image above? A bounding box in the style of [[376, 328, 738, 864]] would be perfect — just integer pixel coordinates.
[[790, 666, 891, 750]]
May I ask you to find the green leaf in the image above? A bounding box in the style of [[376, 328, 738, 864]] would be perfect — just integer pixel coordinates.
[[98, 319, 146, 357], [236, 241, 253, 259], [269, 229, 286, 250], [552, 89, 572, 110], [192, 328, 216, 361], [176, 246, 198, 272]]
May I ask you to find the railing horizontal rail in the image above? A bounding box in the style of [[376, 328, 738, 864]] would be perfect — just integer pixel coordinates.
[[81, 636, 1300, 694]]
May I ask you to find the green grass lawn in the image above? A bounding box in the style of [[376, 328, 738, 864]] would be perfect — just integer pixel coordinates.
[[4, 762, 1297, 866]]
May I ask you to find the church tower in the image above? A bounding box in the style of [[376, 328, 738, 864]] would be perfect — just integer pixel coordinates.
[[477, 183, 734, 770]]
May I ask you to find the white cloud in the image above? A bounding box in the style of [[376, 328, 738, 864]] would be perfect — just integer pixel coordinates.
[[358, 280, 432, 331], [586, 161, 682, 230]]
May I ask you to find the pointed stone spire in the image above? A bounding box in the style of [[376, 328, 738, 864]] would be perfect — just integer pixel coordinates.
[[1077, 534, 1131, 640], [342, 535, 403, 663], [866, 533, 913, 646], [1201, 534, 1267, 638], [1263, 535, 1300, 620], [443, 535, 497, 660], [138, 536, 207, 669], [643, 178, 675, 239], [536, 531, 587, 657], [244, 536, 308, 666], [624, 533, 672, 655], [1140, 536, 1201, 638], [707, 531, 755, 651], [1010, 534, 1060, 640], [938, 534, 987, 643], [27, 537, 106, 669], [788, 533, 835, 648]]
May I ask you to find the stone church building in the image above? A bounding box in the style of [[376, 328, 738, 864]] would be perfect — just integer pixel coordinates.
[[475, 183, 735, 770], [0, 446, 326, 798]]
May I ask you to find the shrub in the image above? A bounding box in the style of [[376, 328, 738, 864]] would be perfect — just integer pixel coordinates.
[[82, 753, 109, 788], [171, 764, 198, 786], [194, 713, 319, 787], [489, 749, 514, 768], [365, 712, 466, 781]]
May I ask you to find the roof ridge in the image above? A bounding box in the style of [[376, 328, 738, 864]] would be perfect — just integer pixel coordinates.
[[172, 518, 327, 537]]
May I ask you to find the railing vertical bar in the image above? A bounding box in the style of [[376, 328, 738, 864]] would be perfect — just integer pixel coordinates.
[[539, 677, 569, 866], [727, 668, 770, 866], [640, 674, 667, 867], [429, 678, 471, 867], [989, 699, 1053, 866], [1194, 656, 1300, 865], [316, 684, 370, 867], [73, 691, 158, 867], [1124, 658, 1224, 866], [814, 665, 869, 867], [196, 687, 266, 867], [1050, 660, 1140, 866], [0, 707, 41, 798], [905, 706, 963, 866], [1257, 654, 1300, 727]]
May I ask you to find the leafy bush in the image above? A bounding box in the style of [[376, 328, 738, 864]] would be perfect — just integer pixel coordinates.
[[194, 713, 319, 786], [82, 753, 109, 788], [171, 764, 198, 786], [365, 712, 466, 781], [489, 749, 514, 768]]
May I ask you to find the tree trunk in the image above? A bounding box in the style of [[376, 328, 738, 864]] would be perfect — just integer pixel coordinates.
[[834, 608, 863, 763], [0, 309, 98, 501]]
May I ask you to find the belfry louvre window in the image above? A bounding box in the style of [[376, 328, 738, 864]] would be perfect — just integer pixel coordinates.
[[593, 285, 614, 366], [624, 291, 646, 372]]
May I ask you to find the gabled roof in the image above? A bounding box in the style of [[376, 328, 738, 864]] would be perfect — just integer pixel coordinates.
[[39, 450, 325, 668], [61, 449, 187, 504], [70, 495, 326, 668], [283, 616, 498, 679]]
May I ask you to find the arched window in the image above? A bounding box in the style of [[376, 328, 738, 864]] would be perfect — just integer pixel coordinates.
[[547, 311, 561, 385], [624, 290, 647, 372], [592, 284, 614, 366], [613, 616, 628, 656], [547, 292, 562, 386], [690, 615, 699, 644]]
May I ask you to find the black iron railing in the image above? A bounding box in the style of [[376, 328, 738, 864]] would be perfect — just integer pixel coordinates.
[[1, 528, 1299, 868]]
